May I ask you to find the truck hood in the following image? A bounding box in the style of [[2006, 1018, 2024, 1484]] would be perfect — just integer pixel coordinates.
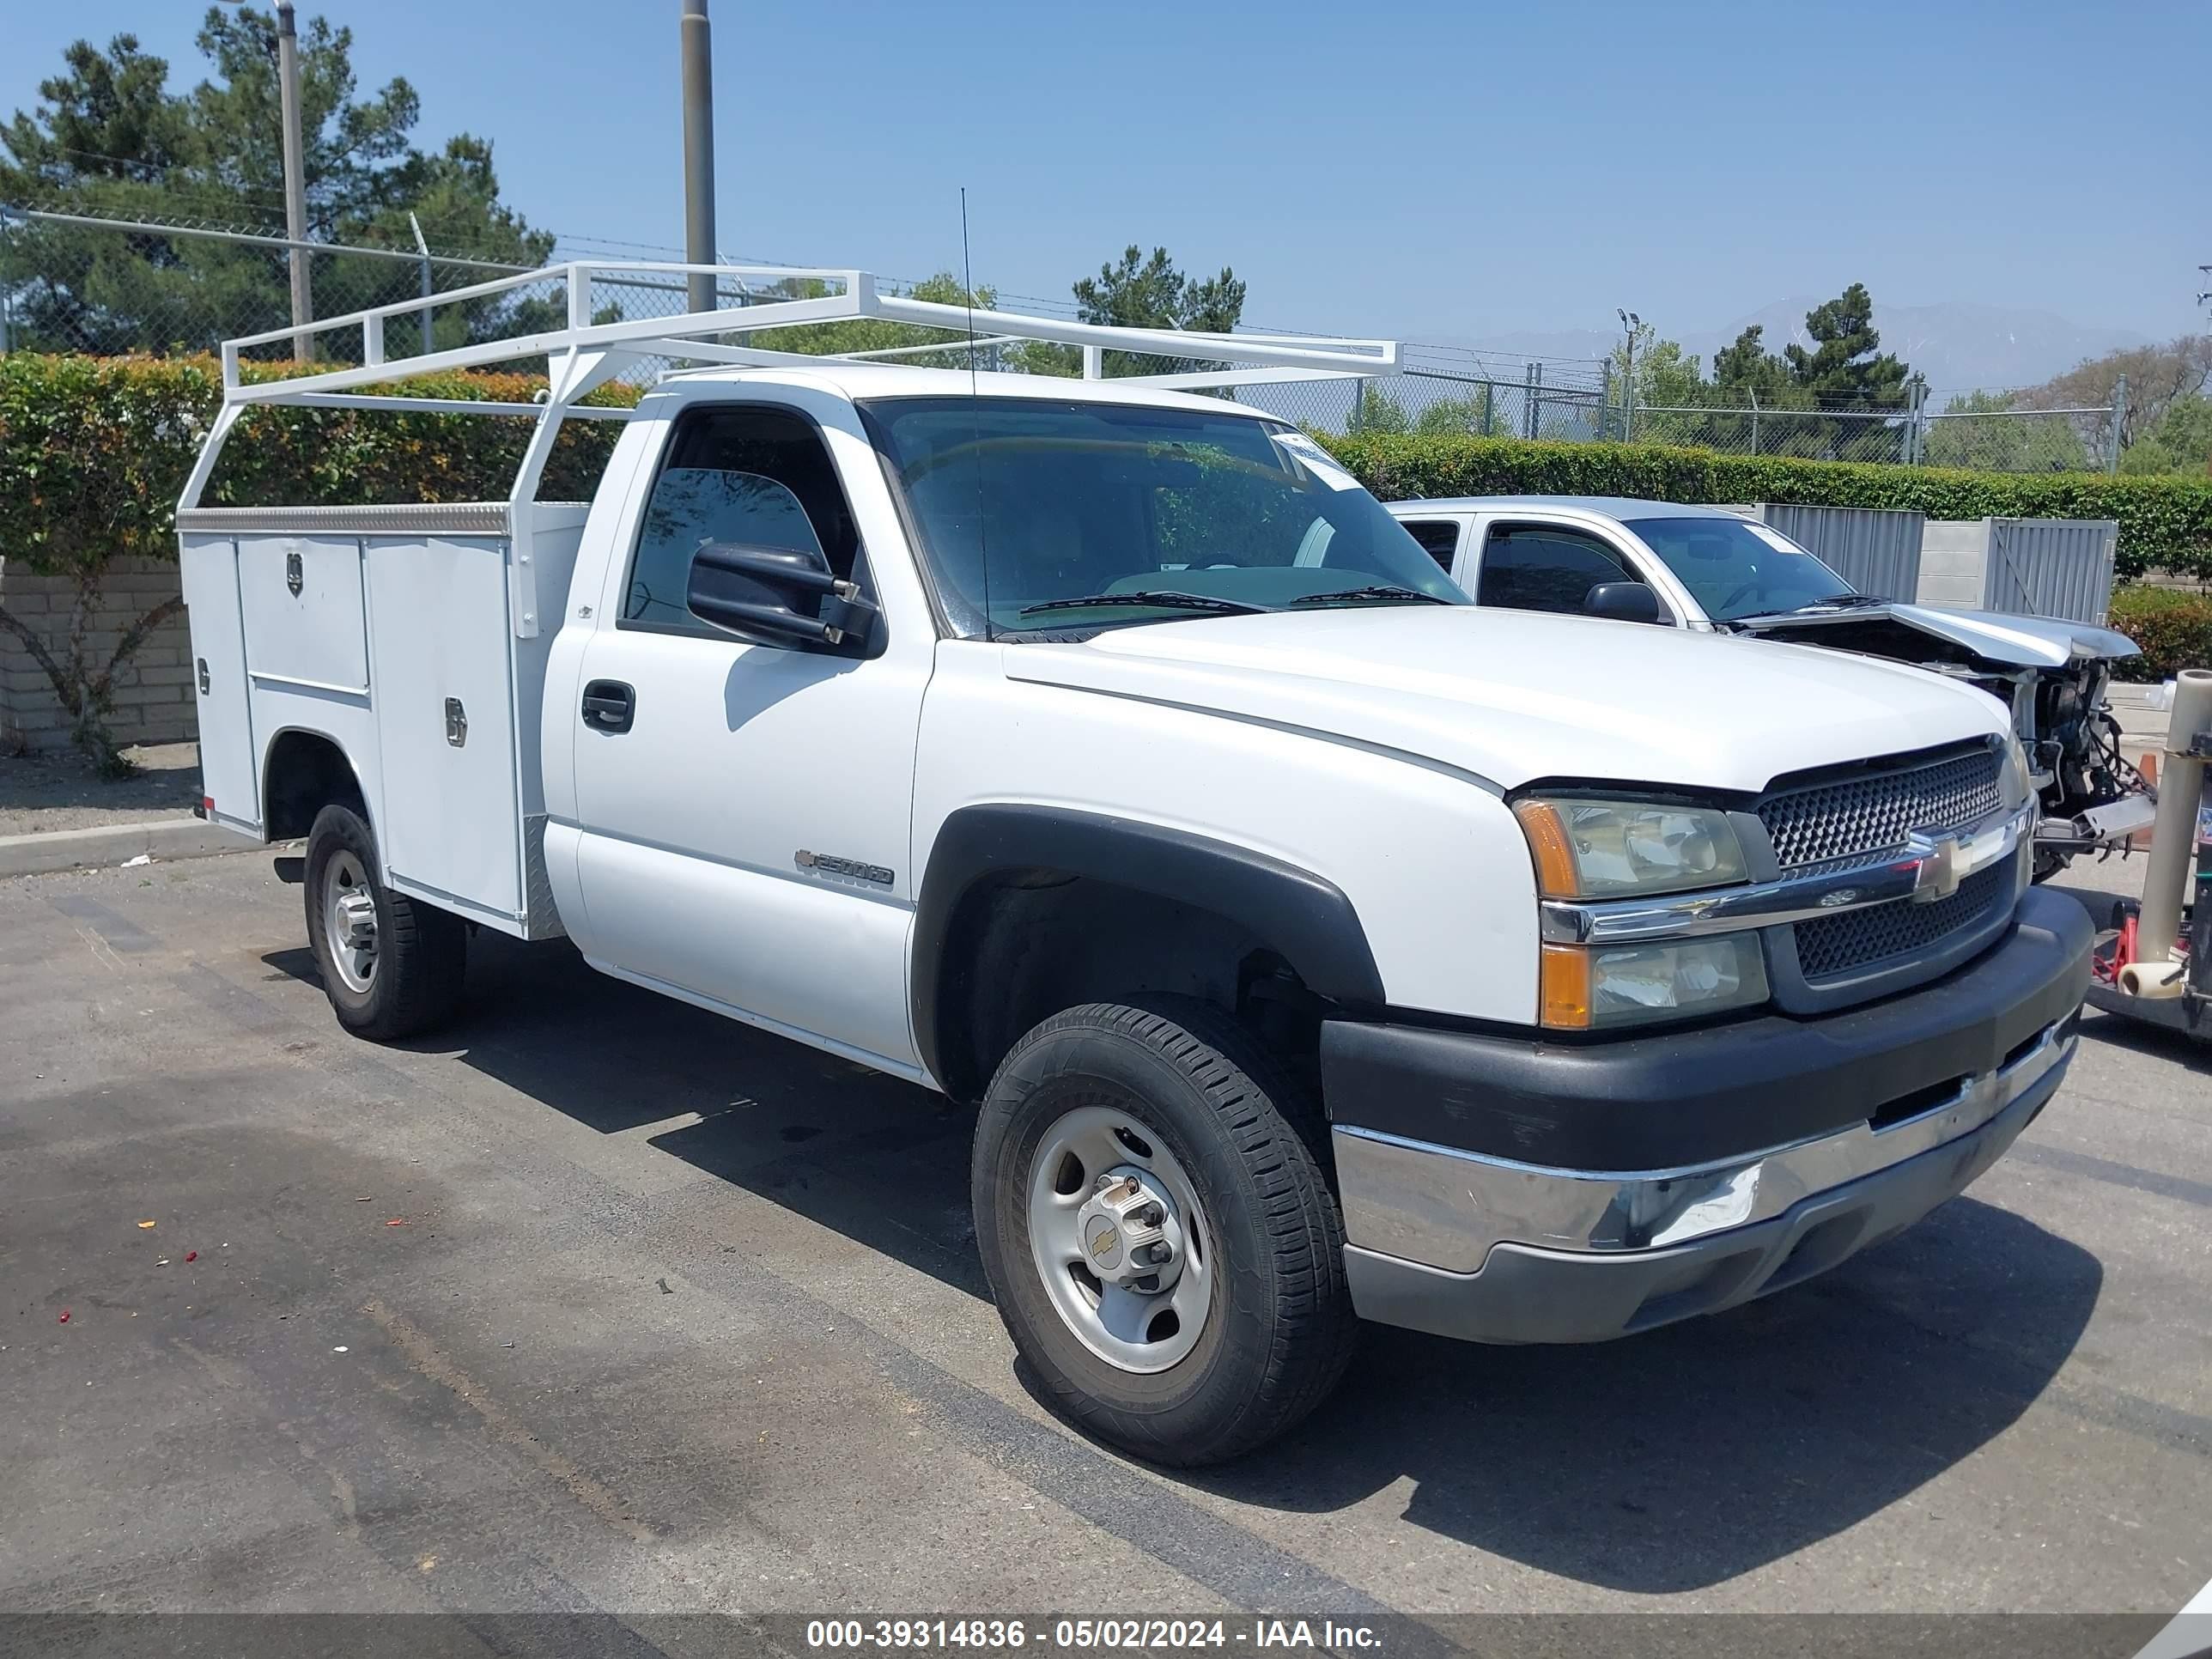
[[1738, 601, 2138, 669], [1000, 607, 2009, 795]]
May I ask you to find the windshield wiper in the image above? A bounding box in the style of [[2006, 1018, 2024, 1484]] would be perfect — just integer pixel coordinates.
[[1288, 585, 1453, 606], [1735, 594, 1891, 621], [1018, 590, 1271, 618]]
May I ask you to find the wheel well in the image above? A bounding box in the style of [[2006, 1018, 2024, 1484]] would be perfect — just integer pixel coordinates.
[[931, 871, 1322, 1103], [263, 730, 368, 841]]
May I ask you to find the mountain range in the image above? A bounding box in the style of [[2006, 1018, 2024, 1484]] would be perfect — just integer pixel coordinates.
[[1437, 301, 2150, 397]]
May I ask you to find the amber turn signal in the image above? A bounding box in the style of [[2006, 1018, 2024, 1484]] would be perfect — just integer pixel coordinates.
[[1513, 800, 1581, 899], [1538, 943, 1594, 1030]]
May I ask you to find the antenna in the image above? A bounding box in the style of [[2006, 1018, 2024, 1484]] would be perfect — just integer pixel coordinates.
[[961, 186, 993, 640]]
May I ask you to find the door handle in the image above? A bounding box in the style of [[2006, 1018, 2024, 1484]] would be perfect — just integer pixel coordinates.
[[581, 680, 635, 733]]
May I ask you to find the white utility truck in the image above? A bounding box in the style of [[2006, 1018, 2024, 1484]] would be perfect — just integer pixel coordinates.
[[177, 265, 2091, 1465]]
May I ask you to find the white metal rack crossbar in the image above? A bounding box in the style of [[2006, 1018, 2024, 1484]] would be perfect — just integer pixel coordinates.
[[177, 259, 1400, 637]]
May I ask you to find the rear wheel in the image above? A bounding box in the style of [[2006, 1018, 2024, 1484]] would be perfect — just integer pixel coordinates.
[[302, 804, 466, 1041], [971, 996, 1357, 1467]]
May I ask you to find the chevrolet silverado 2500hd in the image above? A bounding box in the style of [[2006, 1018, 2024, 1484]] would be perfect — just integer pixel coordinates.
[[173, 266, 2092, 1466]]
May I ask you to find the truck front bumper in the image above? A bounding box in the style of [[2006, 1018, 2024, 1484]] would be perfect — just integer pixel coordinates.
[[1327, 884, 2093, 1345]]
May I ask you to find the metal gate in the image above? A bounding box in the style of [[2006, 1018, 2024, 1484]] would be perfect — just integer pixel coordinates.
[[1708, 503, 1925, 600]]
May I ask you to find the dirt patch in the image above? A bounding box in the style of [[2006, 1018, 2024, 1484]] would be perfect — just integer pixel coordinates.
[[0, 742, 204, 836]]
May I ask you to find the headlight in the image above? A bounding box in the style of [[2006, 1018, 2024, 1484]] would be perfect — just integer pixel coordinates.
[[1540, 935, 1770, 1030], [1513, 797, 1747, 899]]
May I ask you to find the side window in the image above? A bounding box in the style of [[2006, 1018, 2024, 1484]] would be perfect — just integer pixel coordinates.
[[1476, 526, 1638, 616], [1399, 520, 1462, 572], [623, 405, 861, 634]]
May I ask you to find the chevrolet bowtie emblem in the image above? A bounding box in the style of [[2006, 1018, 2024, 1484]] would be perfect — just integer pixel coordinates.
[[1911, 830, 1965, 902]]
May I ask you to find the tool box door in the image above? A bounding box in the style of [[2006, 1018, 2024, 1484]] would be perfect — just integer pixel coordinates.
[[365, 533, 524, 923], [179, 534, 260, 831]]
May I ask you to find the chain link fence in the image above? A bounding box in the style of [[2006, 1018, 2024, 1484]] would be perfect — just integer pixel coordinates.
[[0, 204, 2122, 472]]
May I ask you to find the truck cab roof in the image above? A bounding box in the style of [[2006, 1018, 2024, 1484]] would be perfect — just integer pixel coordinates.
[[1391, 495, 1746, 520]]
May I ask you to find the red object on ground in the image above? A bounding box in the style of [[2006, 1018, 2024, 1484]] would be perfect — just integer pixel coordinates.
[[385, 1218, 405, 1227], [184, 1250, 198, 1262], [58, 1310, 70, 1323]]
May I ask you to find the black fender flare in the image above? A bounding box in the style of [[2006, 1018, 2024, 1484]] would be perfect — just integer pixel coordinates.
[[910, 803, 1386, 1097]]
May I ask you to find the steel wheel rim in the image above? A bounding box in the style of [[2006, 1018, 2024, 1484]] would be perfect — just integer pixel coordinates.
[[323, 850, 378, 994], [1026, 1103, 1214, 1375]]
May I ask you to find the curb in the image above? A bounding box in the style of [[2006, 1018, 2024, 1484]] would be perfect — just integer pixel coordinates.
[[0, 817, 261, 879]]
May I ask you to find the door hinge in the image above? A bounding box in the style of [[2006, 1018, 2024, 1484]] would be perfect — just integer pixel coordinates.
[[445, 698, 468, 747], [285, 550, 303, 596]]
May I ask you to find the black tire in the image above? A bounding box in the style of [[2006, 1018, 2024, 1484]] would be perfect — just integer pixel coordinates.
[[302, 803, 466, 1041], [970, 996, 1358, 1467]]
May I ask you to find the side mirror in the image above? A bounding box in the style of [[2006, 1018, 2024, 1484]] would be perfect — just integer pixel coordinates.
[[1583, 580, 1666, 625], [686, 542, 879, 653]]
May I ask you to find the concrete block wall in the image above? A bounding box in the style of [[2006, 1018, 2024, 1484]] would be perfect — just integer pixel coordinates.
[[1916, 520, 1988, 609], [0, 557, 195, 752]]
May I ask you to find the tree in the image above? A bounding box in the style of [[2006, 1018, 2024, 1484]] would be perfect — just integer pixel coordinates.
[[1413, 394, 1490, 436], [1069, 245, 1247, 378], [1608, 321, 1706, 410], [732, 271, 998, 364], [1711, 325, 1801, 404], [2118, 393, 2212, 476], [1349, 384, 1409, 434], [0, 15, 551, 357], [1704, 289, 1914, 460], [2021, 336, 2212, 454], [1783, 283, 1909, 408], [1607, 321, 1717, 445], [1924, 389, 2092, 473]]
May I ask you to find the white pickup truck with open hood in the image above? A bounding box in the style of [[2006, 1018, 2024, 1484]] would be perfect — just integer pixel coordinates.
[[174, 266, 2092, 1465]]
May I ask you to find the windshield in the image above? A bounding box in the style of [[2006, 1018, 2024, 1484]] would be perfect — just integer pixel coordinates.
[[1626, 515, 1856, 622], [864, 397, 1466, 636]]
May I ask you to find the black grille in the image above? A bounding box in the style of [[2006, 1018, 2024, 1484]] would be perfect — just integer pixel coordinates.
[[1759, 746, 2002, 872], [1793, 864, 2009, 981]]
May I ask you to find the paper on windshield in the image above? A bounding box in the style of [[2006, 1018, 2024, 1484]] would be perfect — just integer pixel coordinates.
[[1745, 522, 1808, 556], [1272, 430, 1363, 492]]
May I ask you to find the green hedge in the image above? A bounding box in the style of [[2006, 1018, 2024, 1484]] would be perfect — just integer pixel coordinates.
[[1316, 433, 2212, 583], [0, 353, 638, 580], [2107, 586, 2212, 682]]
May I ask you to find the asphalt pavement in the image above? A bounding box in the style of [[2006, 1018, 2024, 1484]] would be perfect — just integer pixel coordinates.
[[3, 847, 2209, 1626]]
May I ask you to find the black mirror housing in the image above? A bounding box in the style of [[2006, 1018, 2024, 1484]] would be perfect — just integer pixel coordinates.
[[1582, 580, 1666, 625], [685, 542, 879, 653]]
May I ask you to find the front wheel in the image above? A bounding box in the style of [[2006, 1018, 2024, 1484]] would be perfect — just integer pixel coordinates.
[[970, 998, 1357, 1467], [302, 804, 467, 1041]]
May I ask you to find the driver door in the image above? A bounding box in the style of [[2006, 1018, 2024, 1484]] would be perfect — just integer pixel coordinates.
[[565, 398, 932, 1074], [1468, 522, 1678, 623]]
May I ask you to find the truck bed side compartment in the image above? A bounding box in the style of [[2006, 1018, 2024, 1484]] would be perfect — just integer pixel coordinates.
[[179, 533, 259, 833]]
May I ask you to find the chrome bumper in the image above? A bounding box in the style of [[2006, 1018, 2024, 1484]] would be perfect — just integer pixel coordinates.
[[1335, 1018, 2077, 1344], [1337, 1018, 2074, 1273]]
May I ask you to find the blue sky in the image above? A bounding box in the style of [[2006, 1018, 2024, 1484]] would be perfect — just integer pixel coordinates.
[[8, 0, 2209, 346]]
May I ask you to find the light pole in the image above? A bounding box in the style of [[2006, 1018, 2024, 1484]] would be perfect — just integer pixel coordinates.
[[276, 1, 312, 362], [680, 0, 718, 317], [1617, 308, 1640, 441]]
